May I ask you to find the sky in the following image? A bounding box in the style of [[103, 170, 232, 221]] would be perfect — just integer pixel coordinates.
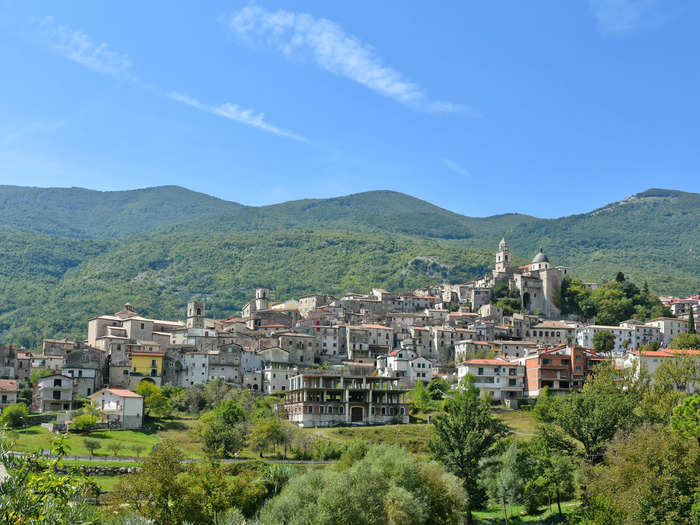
[[0, 1, 698, 218]]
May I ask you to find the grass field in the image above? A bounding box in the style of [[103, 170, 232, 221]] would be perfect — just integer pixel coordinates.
[[474, 501, 579, 524], [3, 418, 203, 458]]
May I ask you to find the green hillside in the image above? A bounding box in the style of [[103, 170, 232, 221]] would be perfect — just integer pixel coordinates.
[[0, 185, 698, 348], [0, 185, 241, 238]]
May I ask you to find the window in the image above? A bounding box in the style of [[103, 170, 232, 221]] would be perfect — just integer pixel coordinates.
[[52, 391, 61, 400], [53, 379, 61, 387], [141, 323, 145, 330], [478, 367, 484, 375], [508, 379, 516, 386], [307, 405, 313, 414], [543, 358, 552, 365]]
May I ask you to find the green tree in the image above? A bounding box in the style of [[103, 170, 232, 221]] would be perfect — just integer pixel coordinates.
[[410, 380, 432, 412], [83, 438, 100, 457], [70, 413, 98, 433], [107, 441, 123, 457], [552, 362, 637, 463], [249, 418, 283, 458], [669, 332, 700, 350], [110, 440, 188, 524], [0, 443, 99, 524], [592, 330, 615, 353], [580, 425, 700, 525], [29, 368, 53, 385], [131, 443, 146, 458], [0, 402, 29, 429], [689, 307, 696, 334], [430, 381, 509, 525], [485, 444, 523, 524], [197, 400, 248, 458], [615, 271, 626, 282], [670, 393, 700, 447], [135, 381, 171, 418]]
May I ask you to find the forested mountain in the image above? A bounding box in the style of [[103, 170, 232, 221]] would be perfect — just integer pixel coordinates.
[[0, 185, 697, 348]]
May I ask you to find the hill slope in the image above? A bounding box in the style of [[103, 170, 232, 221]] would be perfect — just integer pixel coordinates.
[[0, 185, 697, 348], [0, 185, 242, 238]]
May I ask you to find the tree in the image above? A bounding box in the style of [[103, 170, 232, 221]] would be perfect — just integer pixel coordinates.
[[70, 413, 98, 433], [580, 425, 700, 524], [426, 377, 449, 401], [552, 362, 637, 463], [485, 444, 523, 524], [639, 355, 699, 424], [135, 381, 171, 418], [410, 380, 432, 412], [592, 330, 615, 353], [110, 440, 188, 524], [669, 332, 700, 350], [131, 443, 146, 458], [615, 271, 625, 282], [83, 438, 100, 457], [1, 402, 29, 429], [249, 418, 283, 458], [430, 381, 509, 525], [108, 441, 123, 457], [29, 368, 53, 385], [0, 443, 99, 524], [197, 400, 248, 458], [689, 307, 696, 334], [259, 445, 466, 525], [670, 393, 700, 447]]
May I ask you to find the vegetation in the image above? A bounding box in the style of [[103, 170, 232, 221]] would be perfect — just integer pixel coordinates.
[[0, 402, 29, 429], [2, 186, 698, 348]]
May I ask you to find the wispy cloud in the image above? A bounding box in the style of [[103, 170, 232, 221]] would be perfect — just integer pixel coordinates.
[[37, 16, 132, 76], [226, 5, 469, 115], [35, 17, 307, 143], [589, 0, 661, 36], [168, 92, 309, 142], [441, 158, 470, 177]]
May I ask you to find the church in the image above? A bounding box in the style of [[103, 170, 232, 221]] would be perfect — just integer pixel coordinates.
[[482, 238, 570, 319]]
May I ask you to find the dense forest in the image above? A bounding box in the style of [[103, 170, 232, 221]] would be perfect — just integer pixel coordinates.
[[0, 185, 698, 348]]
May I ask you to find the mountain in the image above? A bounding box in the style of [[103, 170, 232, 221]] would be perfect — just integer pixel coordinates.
[[0, 185, 241, 238], [0, 185, 698, 348]]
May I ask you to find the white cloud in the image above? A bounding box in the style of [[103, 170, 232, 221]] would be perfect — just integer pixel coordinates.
[[441, 158, 470, 177], [226, 5, 469, 114], [34, 17, 307, 143], [38, 16, 132, 75], [168, 92, 309, 143], [589, 0, 659, 36]]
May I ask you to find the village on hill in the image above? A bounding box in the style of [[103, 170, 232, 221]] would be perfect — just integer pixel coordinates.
[[1, 238, 697, 430]]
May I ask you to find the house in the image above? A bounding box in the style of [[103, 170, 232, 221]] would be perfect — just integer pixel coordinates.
[[408, 356, 434, 383], [30, 354, 65, 372], [376, 350, 434, 385], [576, 325, 636, 354], [0, 379, 18, 408], [15, 351, 32, 380], [525, 321, 577, 346], [0, 345, 18, 379], [644, 317, 687, 346], [61, 347, 106, 397], [457, 359, 524, 401], [263, 363, 297, 394], [620, 349, 700, 392], [284, 371, 409, 427], [515, 346, 604, 397], [89, 388, 144, 429], [128, 352, 164, 389], [32, 374, 75, 412]]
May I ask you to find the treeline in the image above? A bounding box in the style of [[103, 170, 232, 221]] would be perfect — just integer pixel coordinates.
[[559, 273, 672, 324]]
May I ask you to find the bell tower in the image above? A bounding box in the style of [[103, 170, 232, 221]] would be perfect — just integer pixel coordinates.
[[495, 237, 511, 273], [187, 301, 205, 329]]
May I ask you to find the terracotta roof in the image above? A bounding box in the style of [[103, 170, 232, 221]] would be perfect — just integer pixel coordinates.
[[103, 388, 142, 398], [132, 352, 164, 357], [362, 324, 393, 330], [0, 379, 18, 392], [462, 359, 509, 366]]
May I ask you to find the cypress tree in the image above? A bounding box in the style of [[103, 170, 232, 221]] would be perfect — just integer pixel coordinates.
[[688, 307, 696, 334]]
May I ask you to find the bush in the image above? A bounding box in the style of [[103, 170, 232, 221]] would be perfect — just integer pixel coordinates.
[[70, 413, 98, 433], [1, 402, 29, 429], [83, 438, 100, 457]]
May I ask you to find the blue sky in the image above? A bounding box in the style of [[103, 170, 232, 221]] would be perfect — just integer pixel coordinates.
[[0, 1, 698, 217]]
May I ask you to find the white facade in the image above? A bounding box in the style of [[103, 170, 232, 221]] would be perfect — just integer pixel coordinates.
[[407, 356, 434, 383], [644, 317, 687, 346], [90, 388, 144, 429], [180, 352, 209, 386], [576, 325, 636, 354], [457, 359, 525, 400], [263, 365, 297, 394]]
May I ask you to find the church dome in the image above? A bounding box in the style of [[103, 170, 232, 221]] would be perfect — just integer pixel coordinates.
[[532, 248, 549, 264]]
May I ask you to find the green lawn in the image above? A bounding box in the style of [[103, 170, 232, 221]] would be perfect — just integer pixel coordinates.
[[3, 417, 203, 458], [474, 501, 579, 524], [493, 408, 538, 437], [302, 423, 434, 455], [88, 475, 123, 492]]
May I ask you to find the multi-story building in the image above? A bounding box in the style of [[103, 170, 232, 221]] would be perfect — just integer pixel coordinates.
[[515, 346, 603, 397], [346, 325, 393, 362], [128, 352, 164, 389], [89, 388, 144, 429], [285, 371, 409, 427], [278, 333, 317, 364], [457, 359, 525, 401], [0, 379, 18, 408], [33, 374, 75, 412], [263, 363, 297, 394], [644, 317, 687, 347], [376, 349, 436, 385], [61, 347, 107, 397], [576, 325, 636, 354], [0, 345, 18, 379], [15, 351, 31, 381], [620, 348, 700, 392], [524, 321, 577, 346]]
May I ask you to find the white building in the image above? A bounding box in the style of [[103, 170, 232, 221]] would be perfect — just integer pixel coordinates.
[[408, 356, 434, 383], [32, 374, 75, 412], [457, 358, 525, 401], [576, 325, 636, 354], [180, 352, 209, 387], [644, 317, 687, 347], [89, 388, 144, 429], [263, 364, 297, 394], [620, 349, 700, 392], [0, 379, 18, 408]]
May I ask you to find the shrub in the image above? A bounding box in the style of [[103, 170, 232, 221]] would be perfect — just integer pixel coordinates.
[[70, 413, 97, 433], [1, 402, 29, 429]]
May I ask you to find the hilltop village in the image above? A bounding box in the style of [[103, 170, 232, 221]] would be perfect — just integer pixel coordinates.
[[0, 239, 697, 429]]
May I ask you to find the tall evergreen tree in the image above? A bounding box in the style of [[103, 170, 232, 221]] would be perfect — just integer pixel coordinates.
[[688, 307, 696, 334]]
